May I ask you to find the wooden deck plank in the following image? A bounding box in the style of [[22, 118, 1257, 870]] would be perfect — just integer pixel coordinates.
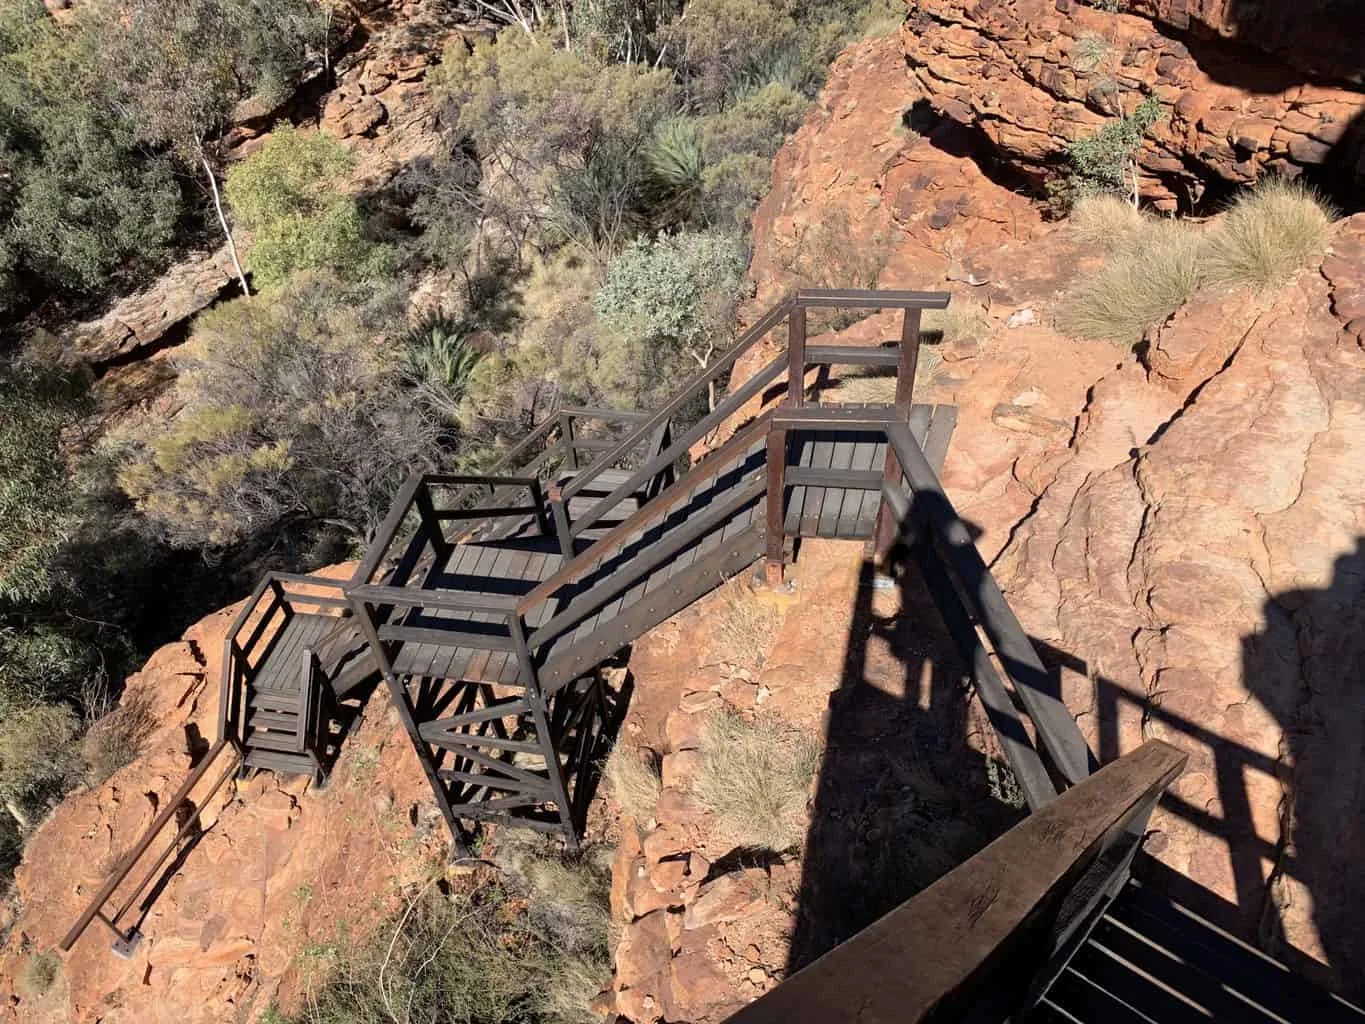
[[839, 435, 879, 538], [818, 435, 855, 537]]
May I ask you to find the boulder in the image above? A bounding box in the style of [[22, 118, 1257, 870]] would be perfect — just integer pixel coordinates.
[[683, 870, 768, 931], [615, 911, 673, 990]]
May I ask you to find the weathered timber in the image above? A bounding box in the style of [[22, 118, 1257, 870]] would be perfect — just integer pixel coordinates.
[[724, 740, 1187, 1024], [886, 422, 1096, 787]]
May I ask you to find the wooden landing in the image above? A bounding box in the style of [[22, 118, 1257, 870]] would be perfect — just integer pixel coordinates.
[[382, 403, 958, 699]]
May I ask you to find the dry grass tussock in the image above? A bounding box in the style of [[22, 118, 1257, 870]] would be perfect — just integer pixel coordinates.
[[1060, 217, 1205, 345], [1061, 180, 1335, 346], [279, 847, 612, 1024], [694, 710, 820, 851], [604, 743, 661, 821], [1204, 177, 1335, 289], [21, 951, 60, 997], [711, 577, 783, 667]]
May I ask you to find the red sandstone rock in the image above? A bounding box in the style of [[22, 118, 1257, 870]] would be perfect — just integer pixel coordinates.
[[901, 0, 1365, 207]]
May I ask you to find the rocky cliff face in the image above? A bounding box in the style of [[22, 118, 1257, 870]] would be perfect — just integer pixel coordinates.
[[902, 0, 1365, 208], [0, 568, 448, 1024], [738, 18, 1365, 1002]]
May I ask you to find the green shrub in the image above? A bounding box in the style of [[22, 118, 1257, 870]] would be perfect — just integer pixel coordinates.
[[0, 361, 88, 604], [118, 274, 437, 547], [226, 127, 387, 290], [659, 0, 799, 109], [435, 27, 676, 249], [1052, 95, 1162, 210], [401, 312, 484, 421], [644, 118, 705, 221], [0, 704, 83, 830], [0, 1, 182, 309], [1059, 218, 1205, 345], [588, 229, 747, 408], [1204, 178, 1335, 290], [694, 710, 819, 851]]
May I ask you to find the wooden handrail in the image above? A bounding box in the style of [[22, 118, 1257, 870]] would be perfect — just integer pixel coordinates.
[[725, 740, 1186, 1024], [60, 738, 241, 953], [884, 422, 1095, 787], [792, 287, 952, 309], [565, 354, 787, 537], [518, 409, 776, 615], [559, 294, 796, 504]]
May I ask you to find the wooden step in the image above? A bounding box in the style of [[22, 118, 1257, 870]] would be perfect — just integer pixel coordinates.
[[244, 748, 316, 776], [247, 709, 299, 733], [330, 654, 379, 699], [248, 687, 301, 711], [245, 727, 304, 753]]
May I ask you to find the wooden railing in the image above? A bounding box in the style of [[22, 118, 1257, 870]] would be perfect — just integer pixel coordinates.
[[59, 738, 241, 956], [556, 289, 950, 545], [725, 739, 1188, 1024]]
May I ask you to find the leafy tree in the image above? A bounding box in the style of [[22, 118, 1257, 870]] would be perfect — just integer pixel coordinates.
[[118, 273, 441, 547], [103, 0, 325, 294], [588, 229, 747, 408], [226, 127, 387, 290], [0, 1, 182, 313]]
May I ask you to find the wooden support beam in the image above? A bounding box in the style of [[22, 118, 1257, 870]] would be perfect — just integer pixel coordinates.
[[724, 740, 1187, 1024], [874, 306, 924, 558], [765, 425, 789, 586], [787, 305, 807, 406]]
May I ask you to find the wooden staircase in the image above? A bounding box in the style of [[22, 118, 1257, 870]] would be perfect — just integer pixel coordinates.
[[345, 290, 959, 849], [222, 575, 381, 783]]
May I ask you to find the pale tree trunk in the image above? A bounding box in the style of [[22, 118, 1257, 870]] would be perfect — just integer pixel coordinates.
[[201, 153, 251, 297], [5, 799, 31, 833]]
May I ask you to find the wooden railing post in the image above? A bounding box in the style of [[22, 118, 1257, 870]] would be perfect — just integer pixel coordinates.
[[559, 411, 578, 471], [874, 306, 925, 558], [787, 304, 807, 406], [547, 484, 575, 558], [764, 425, 789, 586], [413, 480, 452, 563]]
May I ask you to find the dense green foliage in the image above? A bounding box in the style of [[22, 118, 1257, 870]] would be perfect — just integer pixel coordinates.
[[226, 127, 387, 289], [0, 361, 87, 604], [119, 273, 436, 547]]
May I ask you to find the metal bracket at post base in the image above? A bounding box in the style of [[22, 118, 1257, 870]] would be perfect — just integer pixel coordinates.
[[95, 911, 142, 959]]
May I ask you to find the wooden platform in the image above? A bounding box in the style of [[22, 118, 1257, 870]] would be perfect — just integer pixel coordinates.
[[378, 403, 957, 701]]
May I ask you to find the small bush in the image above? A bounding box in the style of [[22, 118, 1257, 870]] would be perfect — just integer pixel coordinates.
[[585, 229, 748, 409], [1051, 95, 1162, 210], [21, 950, 59, 996], [694, 709, 820, 851], [226, 127, 388, 290], [1204, 178, 1335, 290], [1060, 218, 1205, 345], [0, 704, 84, 830], [118, 273, 437, 547], [82, 690, 157, 785], [276, 854, 611, 1024], [604, 743, 662, 820]]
